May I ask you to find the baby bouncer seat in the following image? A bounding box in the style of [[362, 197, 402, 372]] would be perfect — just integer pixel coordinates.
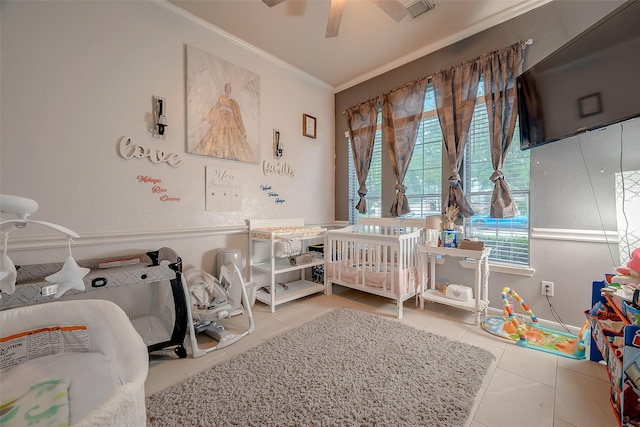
[[184, 262, 255, 357]]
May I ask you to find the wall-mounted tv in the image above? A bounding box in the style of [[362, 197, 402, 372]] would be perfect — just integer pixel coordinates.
[[518, 0, 640, 150]]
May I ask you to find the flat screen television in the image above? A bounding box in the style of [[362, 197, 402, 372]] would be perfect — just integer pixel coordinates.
[[518, 0, 640, 150]]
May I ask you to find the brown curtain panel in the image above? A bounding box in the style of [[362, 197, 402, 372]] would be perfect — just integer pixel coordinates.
[[382, 78, 428, 217], [480, 42, 524, 218], [345, 97, 381, 214], [432, 61, 481, 218]]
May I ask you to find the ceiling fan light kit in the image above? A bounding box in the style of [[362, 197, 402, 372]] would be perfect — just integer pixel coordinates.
[[262, 0, 436, 38]]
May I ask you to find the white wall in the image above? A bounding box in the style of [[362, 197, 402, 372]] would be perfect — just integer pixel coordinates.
[[525, 116, 640, 326], [1, 1, 335, 272], [530, 116, 640, 231]]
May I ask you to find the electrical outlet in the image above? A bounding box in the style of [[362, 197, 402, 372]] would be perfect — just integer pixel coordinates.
[[541, 281, 554, 297]]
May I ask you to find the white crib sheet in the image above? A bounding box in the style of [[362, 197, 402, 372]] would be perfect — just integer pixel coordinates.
[[1, 352, 119, 425]]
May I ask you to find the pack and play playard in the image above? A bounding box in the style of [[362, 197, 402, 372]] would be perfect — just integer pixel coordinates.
[[481, 287, 587, 360]]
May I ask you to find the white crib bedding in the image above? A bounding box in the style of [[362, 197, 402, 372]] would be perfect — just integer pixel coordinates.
[[326, 262, 419, 298], [1, 352, 119, 425]]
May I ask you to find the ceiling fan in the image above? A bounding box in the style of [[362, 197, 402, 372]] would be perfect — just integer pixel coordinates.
[[262, 0, 436, 38]]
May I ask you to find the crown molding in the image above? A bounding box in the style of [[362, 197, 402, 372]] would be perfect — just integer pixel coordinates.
[[150, 0, 333, 91], [335, 0, 554, 92]]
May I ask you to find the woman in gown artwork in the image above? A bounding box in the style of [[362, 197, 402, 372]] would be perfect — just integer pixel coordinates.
[[193, 83, 255, 162]]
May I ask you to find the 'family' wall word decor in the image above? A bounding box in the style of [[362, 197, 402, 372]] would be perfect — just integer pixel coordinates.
[[186, 45, 260, 163], [262, 160, 295, 177], [117, 137, 183, 167], [206, 166, 242, 211]]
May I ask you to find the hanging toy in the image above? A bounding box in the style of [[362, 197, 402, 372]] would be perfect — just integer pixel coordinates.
[[501, 287, 537, 343], [0, 233, 17, 297], [1, 194, 82, 299], [45, 238, 90, 298]]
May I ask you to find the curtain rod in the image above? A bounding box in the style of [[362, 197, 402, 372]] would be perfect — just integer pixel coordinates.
[[342, 39, 534, 115]]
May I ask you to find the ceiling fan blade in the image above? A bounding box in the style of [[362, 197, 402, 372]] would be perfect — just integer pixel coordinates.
[[325, 0, 346, 38], [371, 0, 410, 22], [262, 0, 286, 7]]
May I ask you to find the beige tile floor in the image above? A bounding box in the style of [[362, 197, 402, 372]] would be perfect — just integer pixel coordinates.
[[146, 286, 618, 427]]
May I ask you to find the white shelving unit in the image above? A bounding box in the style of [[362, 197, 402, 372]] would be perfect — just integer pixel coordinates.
[[418, 244, 491, 325], [247, 218, 326, 312]]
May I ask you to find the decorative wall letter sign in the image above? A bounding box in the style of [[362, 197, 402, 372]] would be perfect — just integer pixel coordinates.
[[262, 160, 295, 177], [206, 166, 242, 211], [136, 175, 182, 202], [260, 184, 286, 205], [117, 136, 184, 167]]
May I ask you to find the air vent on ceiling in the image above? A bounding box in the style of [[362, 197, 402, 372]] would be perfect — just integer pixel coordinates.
[[403, 0, 436, 18]]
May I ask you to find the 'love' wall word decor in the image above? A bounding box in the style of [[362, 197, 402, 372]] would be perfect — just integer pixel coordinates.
[[117, 136, 184, 167]]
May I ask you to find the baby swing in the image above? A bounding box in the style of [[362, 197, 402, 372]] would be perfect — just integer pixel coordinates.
[[183, 262, 255, 358]]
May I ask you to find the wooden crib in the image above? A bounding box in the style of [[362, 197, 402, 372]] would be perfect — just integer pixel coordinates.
[[325, 218, 424, 318]]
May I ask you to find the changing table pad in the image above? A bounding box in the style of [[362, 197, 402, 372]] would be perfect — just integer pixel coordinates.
[[250, 226, 324, 239]]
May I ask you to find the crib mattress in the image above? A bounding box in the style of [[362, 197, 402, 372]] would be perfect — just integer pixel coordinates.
[[1, 352, 119, 425]]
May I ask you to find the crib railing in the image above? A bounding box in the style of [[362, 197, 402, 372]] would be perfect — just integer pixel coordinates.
[[356, 218, 426, 238], [326, 224, 422, 297]]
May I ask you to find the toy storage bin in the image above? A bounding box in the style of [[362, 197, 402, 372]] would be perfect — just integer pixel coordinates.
[[308, 243, 324, 253], [445, 284, 473, 302], [0, 247, 190, 358], [308, 243, 325, 283], [289, 253, 313, 265], [624, 300, 640, 325]]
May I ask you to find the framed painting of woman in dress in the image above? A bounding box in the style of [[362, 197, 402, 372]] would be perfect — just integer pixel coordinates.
[[185, 44, 260, 163]]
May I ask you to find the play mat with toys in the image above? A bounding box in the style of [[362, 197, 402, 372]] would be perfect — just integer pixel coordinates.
[[481, 287, 587, 360]]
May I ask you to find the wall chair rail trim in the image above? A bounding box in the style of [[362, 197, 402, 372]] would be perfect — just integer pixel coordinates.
[[531, 227, 618, 243], [3, 225, 248, 252]]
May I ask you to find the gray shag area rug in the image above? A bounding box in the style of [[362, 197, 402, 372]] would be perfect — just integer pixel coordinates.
[[146, 308, 494, 427]]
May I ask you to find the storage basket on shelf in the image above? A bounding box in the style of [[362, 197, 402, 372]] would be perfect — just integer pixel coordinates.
[[289, 253, 314, 266]]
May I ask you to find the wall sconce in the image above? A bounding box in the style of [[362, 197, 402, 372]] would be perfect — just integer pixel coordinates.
[[153, 96, 168, 139], [273, 129, 283, 158]]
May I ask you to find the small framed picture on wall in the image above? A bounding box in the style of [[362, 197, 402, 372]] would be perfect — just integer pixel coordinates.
[[303, 114, 316, 139]]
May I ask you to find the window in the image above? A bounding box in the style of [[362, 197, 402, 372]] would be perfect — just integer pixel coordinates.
[[463, 102, 530, 266], [346, 81, 530, 267], [348, 129, 382, 224], [403, 84, 442, 218]]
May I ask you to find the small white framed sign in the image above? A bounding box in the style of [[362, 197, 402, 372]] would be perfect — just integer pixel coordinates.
[[205, 166, 242, 211]]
